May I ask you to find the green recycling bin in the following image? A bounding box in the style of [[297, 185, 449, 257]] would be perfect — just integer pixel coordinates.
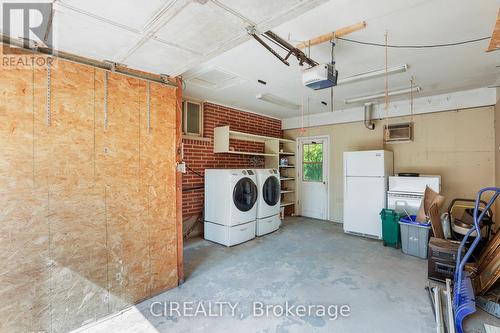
[[380, 209, 403, 248]]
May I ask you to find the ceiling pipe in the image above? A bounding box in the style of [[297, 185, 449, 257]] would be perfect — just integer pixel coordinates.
[[364, 102, 375, 130]]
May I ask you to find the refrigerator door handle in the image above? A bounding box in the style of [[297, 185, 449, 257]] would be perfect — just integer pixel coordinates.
[[344, 159, 348, 194]]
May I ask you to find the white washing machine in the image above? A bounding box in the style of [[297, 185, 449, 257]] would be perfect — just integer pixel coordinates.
[[254, 169, 281, 236], [204, 169, 258, 246]]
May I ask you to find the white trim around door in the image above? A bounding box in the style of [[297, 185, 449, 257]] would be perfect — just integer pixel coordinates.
[[296, 135, 330, 221]]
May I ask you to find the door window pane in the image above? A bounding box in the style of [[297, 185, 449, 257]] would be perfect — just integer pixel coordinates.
[[303, 163, 323, 181], [303, 143, 323, 162], [303, 143, 323, 182]]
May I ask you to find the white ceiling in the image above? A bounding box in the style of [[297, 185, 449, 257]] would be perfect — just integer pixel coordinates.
[[183, 0, 500, 119], [0, 0, 326, 76]]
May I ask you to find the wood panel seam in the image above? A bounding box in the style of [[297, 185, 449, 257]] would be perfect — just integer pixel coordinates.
[[93, 68, 96, 183], [32, 61, 35, 186]]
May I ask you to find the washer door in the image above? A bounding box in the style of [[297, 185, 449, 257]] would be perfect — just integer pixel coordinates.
[[233, 177, 257, 212], [263, 176, 280, 206]]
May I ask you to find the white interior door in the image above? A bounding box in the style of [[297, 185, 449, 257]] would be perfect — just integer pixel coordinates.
[[298, 137, 329, 220]]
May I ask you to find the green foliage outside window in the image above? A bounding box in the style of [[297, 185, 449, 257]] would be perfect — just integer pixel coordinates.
[[303, 143, 323, 182]]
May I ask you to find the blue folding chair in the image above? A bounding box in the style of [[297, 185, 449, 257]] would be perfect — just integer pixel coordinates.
[[453, 187, 500, 333]]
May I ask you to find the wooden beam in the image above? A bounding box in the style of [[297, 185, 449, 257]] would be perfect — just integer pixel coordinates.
[[175, 77, 184, 284], [486, 7, 500, 52], [296, 21, 366, 49]]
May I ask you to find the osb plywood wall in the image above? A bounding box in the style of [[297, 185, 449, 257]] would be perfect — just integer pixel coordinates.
[[496, 91, 500, 224], [284, 106, 496, 223], [0, 55, 179, 332]]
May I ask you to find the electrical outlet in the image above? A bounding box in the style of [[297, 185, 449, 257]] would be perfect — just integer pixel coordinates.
[[176, 162, 186, 173]]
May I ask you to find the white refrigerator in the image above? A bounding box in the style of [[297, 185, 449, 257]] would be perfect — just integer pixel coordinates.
[[343, 150, 394, 239]]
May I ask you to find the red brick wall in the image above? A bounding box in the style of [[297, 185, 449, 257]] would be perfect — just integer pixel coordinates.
[[182, 102, 282, 218]]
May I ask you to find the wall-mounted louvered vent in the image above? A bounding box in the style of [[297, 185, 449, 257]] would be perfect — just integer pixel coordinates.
[[384, 122, 413, 143]]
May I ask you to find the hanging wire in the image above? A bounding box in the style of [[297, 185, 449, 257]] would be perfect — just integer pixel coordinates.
[[307, 96, 311, 137], [186, 164, 204, 178], [336, 36, 490, 48], [46, 58, 52, 126], [299, 94, 305, 134], [384, 32, 390, 141], [410, 76, 415, 123], [330, 83, 334, 113], [32, 56, 35, 185], [330, 38, 335, 112]]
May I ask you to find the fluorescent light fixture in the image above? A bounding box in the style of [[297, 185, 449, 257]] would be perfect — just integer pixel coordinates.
[[344, 86, 421, 104], [338, 64, 408, 85], [256, 93, 300, 110]]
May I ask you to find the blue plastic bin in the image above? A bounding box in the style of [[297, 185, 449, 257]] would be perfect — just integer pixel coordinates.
[[399, 215, 431, 259]]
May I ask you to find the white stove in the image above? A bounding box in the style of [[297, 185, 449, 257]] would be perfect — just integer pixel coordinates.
[[387, 175, 441, 215]]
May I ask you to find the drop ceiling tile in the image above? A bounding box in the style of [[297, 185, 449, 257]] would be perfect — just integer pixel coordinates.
[[154, 1, 246, 55], [57, 0, 170, 32], [125, 38, 198, 75], [51, 8, 139, 62]]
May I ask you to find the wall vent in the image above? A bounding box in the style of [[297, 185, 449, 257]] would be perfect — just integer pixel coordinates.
[[185, 67, 246, 90], [384, 122, 413, 143]]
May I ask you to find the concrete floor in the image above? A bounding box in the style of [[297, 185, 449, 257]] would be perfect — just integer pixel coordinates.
[[76, 217, 499, 333]]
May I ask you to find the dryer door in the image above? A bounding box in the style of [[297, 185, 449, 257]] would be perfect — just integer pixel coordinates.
[[263, 176, 280, 206], [233, 177, 257, 212]]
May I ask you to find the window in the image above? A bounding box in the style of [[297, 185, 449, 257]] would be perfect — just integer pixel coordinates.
[[182, 100, 203, 136], [302, 143, 323, 182]]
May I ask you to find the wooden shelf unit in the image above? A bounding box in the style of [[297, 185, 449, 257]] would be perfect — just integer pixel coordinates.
[[275, 135, 297, 217], [213, 125, 297, 215], [214, 126, 294, 156]]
